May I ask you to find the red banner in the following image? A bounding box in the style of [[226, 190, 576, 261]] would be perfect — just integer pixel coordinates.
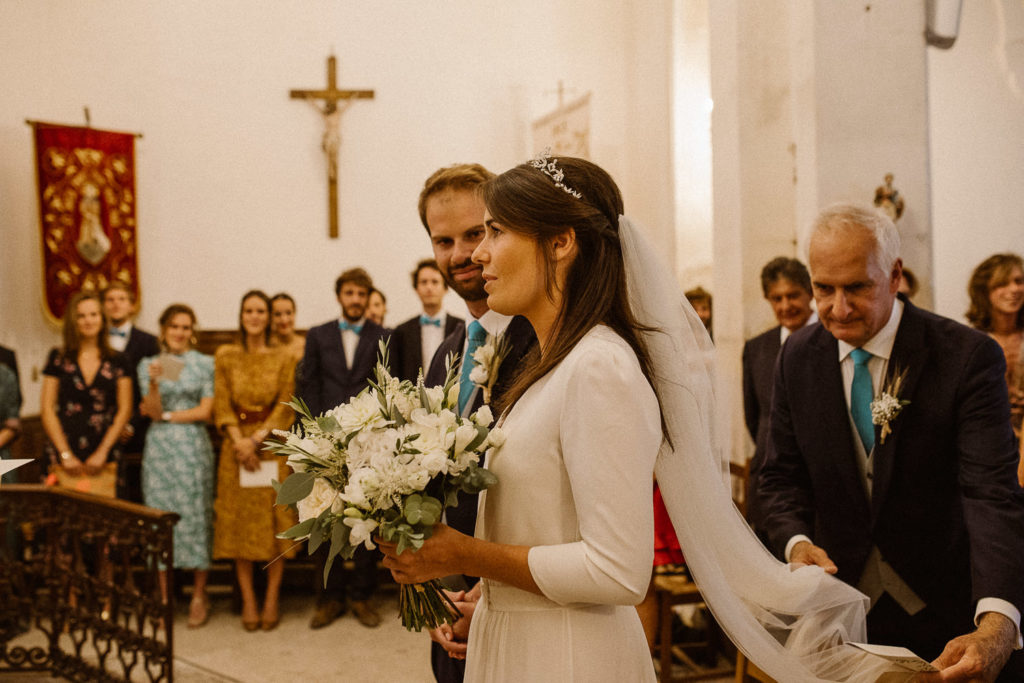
[[33, 122, 139, 322]]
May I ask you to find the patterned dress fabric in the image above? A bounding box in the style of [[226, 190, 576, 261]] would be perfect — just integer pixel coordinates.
[[211, 344, 299, 562], [139, 350, 215, 569], [42, 348, 128, 465]]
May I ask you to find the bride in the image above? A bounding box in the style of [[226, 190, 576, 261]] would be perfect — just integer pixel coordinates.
[[380, 154, 898, 682]]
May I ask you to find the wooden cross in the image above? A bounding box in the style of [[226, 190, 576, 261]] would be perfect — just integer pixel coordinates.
[[290, 55, 374, 239]]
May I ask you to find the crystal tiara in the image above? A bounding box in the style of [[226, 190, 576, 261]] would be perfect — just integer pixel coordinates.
[[529, 148, 582, 198]]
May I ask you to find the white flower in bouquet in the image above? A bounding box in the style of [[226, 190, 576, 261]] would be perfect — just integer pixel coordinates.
[[487, 426, 506, 448], [297, 477, 339, 523], [342, 513, 379, 549], [335, 392, 388, 433]]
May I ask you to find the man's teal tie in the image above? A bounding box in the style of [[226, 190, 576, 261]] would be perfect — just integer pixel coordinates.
[[458, 321, 487, 414], [850, 348, 875, 453]]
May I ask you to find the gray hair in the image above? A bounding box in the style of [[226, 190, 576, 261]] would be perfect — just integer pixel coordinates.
[[811, 203, 901, 271]]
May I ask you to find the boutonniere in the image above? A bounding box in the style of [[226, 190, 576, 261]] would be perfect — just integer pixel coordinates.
[[870, 366, 911, 445], [469, 332, 512, 405]]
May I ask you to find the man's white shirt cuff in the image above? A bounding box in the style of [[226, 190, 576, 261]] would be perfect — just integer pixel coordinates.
[[976, 598, 1023, 649], [784, 535, 814, 563]]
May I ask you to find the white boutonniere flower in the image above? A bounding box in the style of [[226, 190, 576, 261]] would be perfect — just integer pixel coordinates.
[[870, 366, 911, 445], [471, 332, 512, 405]]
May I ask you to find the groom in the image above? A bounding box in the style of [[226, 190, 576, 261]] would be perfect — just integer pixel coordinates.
[[417, 163, 536, 683], [760, 204, 1024, 680]]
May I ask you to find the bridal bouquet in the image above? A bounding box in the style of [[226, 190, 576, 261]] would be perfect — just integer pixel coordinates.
[[268, 342, 501, 631]]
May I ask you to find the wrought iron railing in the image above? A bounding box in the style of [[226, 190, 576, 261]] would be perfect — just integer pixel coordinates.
[[0, 484, 178, 682]]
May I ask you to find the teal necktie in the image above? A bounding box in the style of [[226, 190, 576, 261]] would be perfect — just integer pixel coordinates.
[[850, 348, 875, 453], [458, 321, 487, 414]]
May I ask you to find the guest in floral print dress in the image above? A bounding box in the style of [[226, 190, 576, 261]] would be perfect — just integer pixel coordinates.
[[138, 303, 215, 627], [40, 291, 132, 485]]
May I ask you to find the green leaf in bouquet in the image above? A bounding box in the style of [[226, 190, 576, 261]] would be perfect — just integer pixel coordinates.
[[458, 462, 499, 494], [391, 403, 407, 426], [464, 423, 490, 453], [405, 494, 423, 524], [330, 518, 351, 557], [277, 517, 316, 540], [308, 516, 326, 553], [315, 414, 341, 434], [444, 487, 461, 508], [275, 471, 316, 505], [418, 384, 433, 411], [286, 395, 315, 421], [417, 496, 443, 526], [322, 544, 341, 588]]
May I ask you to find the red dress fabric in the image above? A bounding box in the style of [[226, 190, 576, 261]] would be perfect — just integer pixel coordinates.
[[653, 483, 684, 566]]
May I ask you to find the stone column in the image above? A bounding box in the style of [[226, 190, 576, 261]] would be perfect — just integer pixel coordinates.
[[707, 0, 933, 462]]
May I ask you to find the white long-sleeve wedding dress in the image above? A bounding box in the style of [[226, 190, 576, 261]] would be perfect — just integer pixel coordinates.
[[464, 325, 662, 682]]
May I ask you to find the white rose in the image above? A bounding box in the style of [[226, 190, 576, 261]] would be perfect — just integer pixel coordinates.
[[341, 468, 379, 508], [343, 516, 379, 549], [296, 478, 338, 523], [469, 365, 488, 385], [487, 427, 506, 448], [472, 405, 493, 427], [454, 423, 479, 454], [335, 392, 388, 433], [472, 345, 495, 366], [417, 449, 449, 477], [422, 385, 444, 411], [446, 382, 460, 408]]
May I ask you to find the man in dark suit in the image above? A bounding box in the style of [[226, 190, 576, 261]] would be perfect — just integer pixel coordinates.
[[297, 267, 392, 630], [392, 258, 463, 382], [416, 163, 536, 683], [102, 282, 160, 501], [760, 204, 1024, 681], [741, 257, 815, 537]]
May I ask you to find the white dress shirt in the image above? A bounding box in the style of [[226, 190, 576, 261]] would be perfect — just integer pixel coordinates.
[[419, 311, 448, 372], [108, 322, 132, 352], [339, 317, 365, 369]]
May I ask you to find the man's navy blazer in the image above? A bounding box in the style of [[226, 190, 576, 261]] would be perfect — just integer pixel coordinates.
[[296, 319, 391, 417], [760, 296, 1024, 636]]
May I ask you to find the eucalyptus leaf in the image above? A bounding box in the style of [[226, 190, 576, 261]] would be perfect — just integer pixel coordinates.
[[308, 520, 325, 553], [277, 517, 315, 539], [275, 472, 315, 505]]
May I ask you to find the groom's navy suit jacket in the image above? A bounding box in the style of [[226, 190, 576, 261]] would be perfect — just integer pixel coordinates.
[[296, 319, 391, 417], [760, 296, 1024, 649]]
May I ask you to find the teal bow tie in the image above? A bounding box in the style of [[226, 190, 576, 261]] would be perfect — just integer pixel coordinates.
[[339, 320, 363, 334], [419, 315, 441, 327]]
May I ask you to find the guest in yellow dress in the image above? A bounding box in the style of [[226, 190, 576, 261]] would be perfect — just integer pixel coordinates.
[[213, 289, 298, 631], [270, 292, 306, 362]]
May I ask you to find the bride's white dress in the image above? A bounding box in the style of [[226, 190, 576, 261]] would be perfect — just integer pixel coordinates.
[[464, 325, 662, 682]]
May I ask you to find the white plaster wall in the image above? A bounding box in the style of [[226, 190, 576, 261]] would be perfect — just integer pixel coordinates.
[[929, 0, 1024, 322], [0, 0, 675, 413]]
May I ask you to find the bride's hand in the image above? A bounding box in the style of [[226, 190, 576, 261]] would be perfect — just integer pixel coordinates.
[[378, 523, 466, 584]]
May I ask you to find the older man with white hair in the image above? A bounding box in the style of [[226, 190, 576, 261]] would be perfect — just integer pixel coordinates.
[[760, 203, 1024, 681]]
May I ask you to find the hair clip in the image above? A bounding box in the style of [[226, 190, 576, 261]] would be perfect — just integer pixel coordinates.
[[529, 148, 582, 199]]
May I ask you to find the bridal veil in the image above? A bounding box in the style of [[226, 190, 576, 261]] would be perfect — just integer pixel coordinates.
[[619, 215, 906, 682]]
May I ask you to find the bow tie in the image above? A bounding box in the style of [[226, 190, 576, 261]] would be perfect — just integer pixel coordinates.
[[339, 320, 363, 334], [110, 329, 128, 338], [419, 315, 442, 327]]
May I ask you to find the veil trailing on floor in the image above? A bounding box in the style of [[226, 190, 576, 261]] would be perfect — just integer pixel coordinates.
[[619, 215, 907, 682]]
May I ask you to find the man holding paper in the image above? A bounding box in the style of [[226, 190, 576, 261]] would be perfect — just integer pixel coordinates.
[[760, 204, 1024, 681]]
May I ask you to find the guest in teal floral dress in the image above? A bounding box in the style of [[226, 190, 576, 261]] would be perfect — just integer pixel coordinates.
[[138, 304, 215, 628]]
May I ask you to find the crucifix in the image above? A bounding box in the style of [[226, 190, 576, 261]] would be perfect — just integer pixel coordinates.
[[290, 55, 374, 238]]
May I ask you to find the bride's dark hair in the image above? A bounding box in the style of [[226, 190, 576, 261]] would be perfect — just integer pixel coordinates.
[[482, 156, 667, 439]]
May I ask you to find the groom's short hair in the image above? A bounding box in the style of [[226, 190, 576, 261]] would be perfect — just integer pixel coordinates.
[[418, 163, 495, 233]]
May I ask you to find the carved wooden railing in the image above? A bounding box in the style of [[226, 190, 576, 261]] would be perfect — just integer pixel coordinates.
[[0, 484, 178, 682]]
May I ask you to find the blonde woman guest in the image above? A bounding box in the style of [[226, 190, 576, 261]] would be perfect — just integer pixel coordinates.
[[270, 293, 306, 362], [40, 291, 132, 485], [967, 253, 1024, 486], [213, 290, 298, 631], [138, 304, 215, 627]]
